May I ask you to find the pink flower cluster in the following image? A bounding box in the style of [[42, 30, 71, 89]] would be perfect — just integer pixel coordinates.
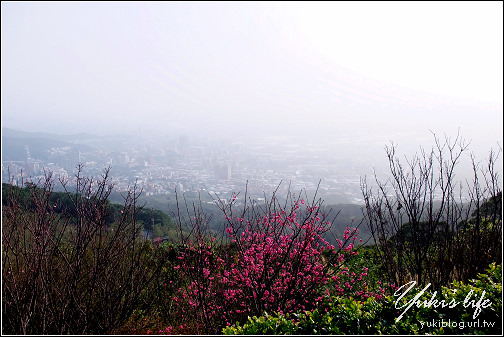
[[171, 198, 373, 332]]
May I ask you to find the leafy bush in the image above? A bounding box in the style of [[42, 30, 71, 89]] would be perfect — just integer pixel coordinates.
[[222, 296, 426, 335]]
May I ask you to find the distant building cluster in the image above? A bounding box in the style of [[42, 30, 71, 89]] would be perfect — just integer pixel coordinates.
[[2, 134, 369, 204]]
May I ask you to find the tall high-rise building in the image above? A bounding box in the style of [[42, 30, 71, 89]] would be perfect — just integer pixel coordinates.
[[214, 162, 232, 180]]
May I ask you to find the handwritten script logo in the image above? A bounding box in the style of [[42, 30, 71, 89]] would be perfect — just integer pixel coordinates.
[[394, 281, 491, 322]]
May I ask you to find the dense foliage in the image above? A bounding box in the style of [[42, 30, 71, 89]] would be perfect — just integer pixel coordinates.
[[2, 135, 502, 335]]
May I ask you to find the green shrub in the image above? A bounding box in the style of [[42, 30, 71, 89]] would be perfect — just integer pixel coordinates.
[[223, 296, 428, 335]]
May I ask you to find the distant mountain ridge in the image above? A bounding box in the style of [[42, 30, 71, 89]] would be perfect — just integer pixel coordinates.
[[1, 128, 96, 162], [2, 127, 97, 142], [1, 128, 160, 154]]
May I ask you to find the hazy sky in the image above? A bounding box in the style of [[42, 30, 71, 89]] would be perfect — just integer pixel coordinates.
[[1, 1, 503, 150]]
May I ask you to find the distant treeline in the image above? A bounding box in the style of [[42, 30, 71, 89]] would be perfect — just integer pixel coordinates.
[[1, 182, 174, 235]]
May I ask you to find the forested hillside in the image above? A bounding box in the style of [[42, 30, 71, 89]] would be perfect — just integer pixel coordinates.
[[2, 182, 174, 235]]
